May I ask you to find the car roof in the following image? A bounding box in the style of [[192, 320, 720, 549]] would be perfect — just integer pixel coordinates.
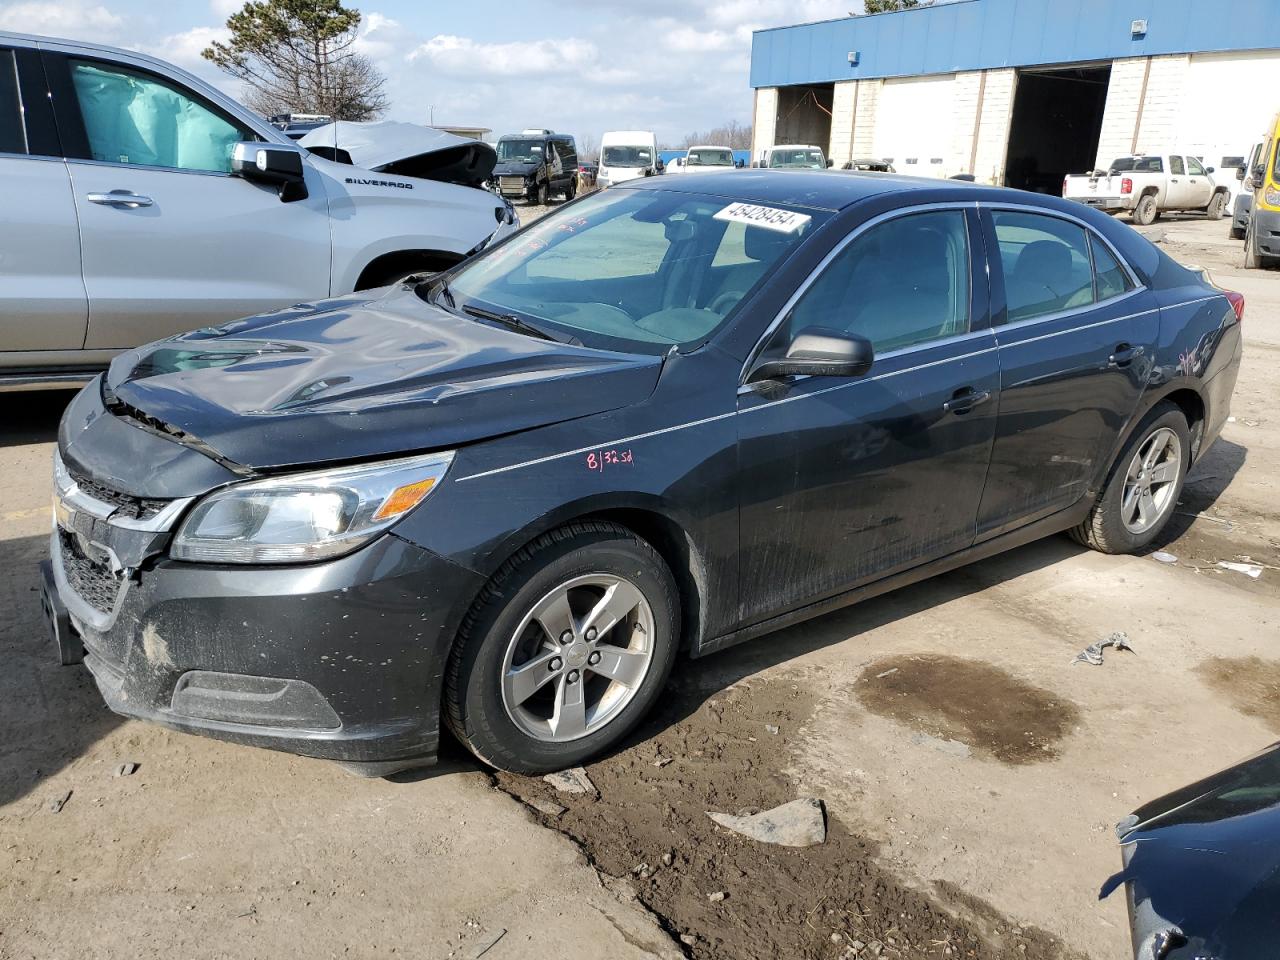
[[624, 169, 975, 212]]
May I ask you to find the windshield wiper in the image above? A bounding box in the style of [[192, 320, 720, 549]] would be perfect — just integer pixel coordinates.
[[463, 305, 576, 345]]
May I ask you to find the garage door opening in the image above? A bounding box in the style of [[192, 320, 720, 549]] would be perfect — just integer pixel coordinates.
[[1004, 65, 1110, 195], [774, 84, 834, 152]]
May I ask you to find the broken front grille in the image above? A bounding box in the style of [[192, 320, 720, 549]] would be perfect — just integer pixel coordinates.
[[58, 529, 121, 614], [69, 470, 170, 521]]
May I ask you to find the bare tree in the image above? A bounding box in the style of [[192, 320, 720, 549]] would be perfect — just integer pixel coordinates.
[[679, 118, 753, 150], [576, 133, 597, 162], [203, 0, 388, 121], [862, 0, 932, 12]]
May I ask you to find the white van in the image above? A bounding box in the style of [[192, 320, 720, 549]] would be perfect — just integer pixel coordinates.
[[598, 131, 660, 187], [757, 145, 829, 170], [0, 31, 518, 387]]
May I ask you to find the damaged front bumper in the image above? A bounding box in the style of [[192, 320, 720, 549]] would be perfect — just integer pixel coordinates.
[[48, 482, 483, 775]]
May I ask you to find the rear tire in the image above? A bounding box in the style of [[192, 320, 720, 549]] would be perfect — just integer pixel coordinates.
[[444, 521, 680, 774], [1230, 224, 1246, 240], [1131, 194, 1158, 226], [564, 178, 577, 201], [1070, 402, 1190, 555], [1206, 192, 1227, 220]]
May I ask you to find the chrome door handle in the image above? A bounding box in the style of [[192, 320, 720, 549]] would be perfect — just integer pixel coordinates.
[[943, 388, 992, 414], [87, 190, 154, 208]]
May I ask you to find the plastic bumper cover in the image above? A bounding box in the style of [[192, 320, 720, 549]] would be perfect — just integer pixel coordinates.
[[52, 531, 484, 774]]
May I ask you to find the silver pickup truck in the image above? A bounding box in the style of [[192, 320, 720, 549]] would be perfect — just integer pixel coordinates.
[[1063, 153, 1230, 226], [0, 32, 518, 389]]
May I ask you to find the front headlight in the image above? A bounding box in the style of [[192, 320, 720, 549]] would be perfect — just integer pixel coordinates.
[[1265, 186, 1280, 207], [171, 451, 453, 564]]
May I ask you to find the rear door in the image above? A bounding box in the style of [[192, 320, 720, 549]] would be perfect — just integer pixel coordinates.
[[0, 45, 88, 354], [736, 206, 999, 623], [974, 206, 1158, 540], [42, 47, 332, 350]]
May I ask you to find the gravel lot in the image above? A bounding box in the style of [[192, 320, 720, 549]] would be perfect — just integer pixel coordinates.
[[1, 213, 1276, 960]]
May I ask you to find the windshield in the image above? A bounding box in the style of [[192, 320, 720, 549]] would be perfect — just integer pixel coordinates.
[[439, 188, 824, 354], [769, 149, 825, 169], [497, 138, 544, 162], [688, 148, 733, 166], [1109, 156, 1163, 173], [603, 145, 652, 168]]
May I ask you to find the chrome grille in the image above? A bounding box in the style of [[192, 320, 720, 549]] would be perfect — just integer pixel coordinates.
[[58, 529, 120, 614], [498, 176, 527, 194], [69, 471, 170, 521]]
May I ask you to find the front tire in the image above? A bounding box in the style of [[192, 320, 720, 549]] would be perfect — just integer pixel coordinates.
[[1230, 224, 1246, 241], [1070, 402, 1189, 554], [537, 180, 550, 206], [1206, 192, 1227, 220], [444, 522, 680, 774]]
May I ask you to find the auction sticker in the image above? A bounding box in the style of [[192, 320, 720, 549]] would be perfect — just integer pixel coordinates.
[[714, 202, 811, 234]]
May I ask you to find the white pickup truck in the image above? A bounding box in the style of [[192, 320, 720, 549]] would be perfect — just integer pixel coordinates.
[[1063, 153, 1230, 225]]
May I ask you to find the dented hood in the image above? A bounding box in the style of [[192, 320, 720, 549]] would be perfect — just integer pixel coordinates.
[[300, 120, 496, 186], [103, 287, 663, 471]]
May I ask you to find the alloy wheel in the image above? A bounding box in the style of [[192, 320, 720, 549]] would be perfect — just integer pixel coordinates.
[[1120, 427, 1182, 535], [500, 574, 655, 742]]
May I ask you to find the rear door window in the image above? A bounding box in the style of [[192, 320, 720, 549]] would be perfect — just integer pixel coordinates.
[[1090, 238, 1133, 301], [67, 58, 251, 173], [1170, 156, 1186, 175], [992, 211, 1095, 321], [0, 49, 25, 154]]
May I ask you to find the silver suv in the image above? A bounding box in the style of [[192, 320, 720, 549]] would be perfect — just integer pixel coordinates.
[[0, 32, 518, 388]]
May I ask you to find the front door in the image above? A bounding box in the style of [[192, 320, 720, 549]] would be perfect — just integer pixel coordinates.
[[1184, 155, 1214, 208], [0, 46, 87, 353], [974, 207, 1158, 539], [736, 207, 999, 624], [44, 50, 331, 350]]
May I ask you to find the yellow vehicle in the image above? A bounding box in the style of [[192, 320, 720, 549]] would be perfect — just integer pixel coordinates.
[[1245, 111, 1280, 269]]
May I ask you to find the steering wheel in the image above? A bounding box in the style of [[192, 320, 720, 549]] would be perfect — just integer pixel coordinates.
[[709, 290, 746, 315]]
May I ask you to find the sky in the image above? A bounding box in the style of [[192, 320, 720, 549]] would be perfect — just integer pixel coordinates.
[[0, 0, 867, 146]]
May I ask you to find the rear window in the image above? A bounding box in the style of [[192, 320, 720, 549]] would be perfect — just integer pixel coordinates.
[[1109, 156, 1163, 174], [0, 50, 25, 155]]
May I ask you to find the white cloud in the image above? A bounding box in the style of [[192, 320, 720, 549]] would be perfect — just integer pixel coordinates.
[[209, 0, 242, 19], [146, 25, 233, 85], [662, 25, 735, 53], [409, 35, 599, 77], [0, 0, 122, 37]]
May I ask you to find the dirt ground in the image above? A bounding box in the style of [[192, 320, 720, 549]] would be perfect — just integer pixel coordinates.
[[2, 212, 1277, 960]]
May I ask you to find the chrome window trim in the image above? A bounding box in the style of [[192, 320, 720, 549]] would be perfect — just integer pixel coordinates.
[[992, 287, 1150, 338], [739, 200, 980, 385], [0, 150, 63, 162], [64, 156, 240, 179]]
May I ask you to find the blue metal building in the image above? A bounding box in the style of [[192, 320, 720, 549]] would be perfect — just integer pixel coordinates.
[[749, 0, 1279, 192]]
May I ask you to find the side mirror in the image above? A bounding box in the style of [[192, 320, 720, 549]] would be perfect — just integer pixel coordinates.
[[748, 328, 874, 382], [1237, 165, 1247, 181], [1206, 166, 1216, 173], [231, 142, 308, 202], [1253, 164, 1266, 182], [825, 158, 834, 168]]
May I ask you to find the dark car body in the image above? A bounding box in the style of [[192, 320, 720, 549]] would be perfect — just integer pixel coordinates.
[[492, 132, 577, 202], [44, 172, 1243, 774], [1104, 744, 1280, 959]]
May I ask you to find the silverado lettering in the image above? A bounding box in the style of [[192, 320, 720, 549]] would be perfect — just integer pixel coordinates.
[[345, 177, 414, 189]]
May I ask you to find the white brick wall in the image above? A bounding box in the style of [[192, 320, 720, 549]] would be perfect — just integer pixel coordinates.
[[949, 71, 985, 175], [850, 79, 882, 159], [1096, 58, 1148, 168], [752, 88, 778, 161], [1133, 54, 1191, 153], [972, 69, 1016, 184], [828, 80, 859, 167]]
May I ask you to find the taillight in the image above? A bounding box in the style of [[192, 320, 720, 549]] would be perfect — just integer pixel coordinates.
[[1224, 290, 1245, 323], [1121, 177, 1133, 195]]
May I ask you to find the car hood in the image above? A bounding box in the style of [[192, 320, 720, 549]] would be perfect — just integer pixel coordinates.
[[102, 287, 664, 472], [1103, 743, 1280, 959], [300, 120, 496, 187], [492, 159, 543, 176]]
